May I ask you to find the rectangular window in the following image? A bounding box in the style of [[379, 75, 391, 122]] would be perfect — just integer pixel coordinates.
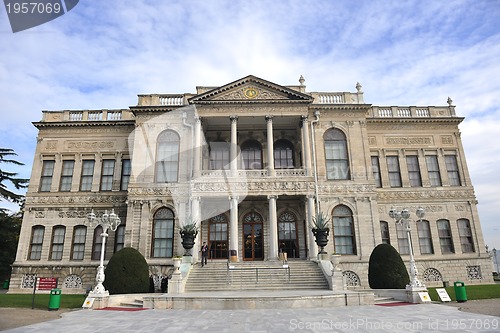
[[59, 160, 75, 192], [387, 156, 402, 187], [120, 159, 131, 191], [71, 226, 87, 260], [100, 159, 115, 191], [396, 223, 409, 255], [457, 219, 475, 253], [325, 141, 349, 180], [371, 156, 382, 188], [417, 221, 434, 254], [29, 226, 45, 260], [114, 225, 126, 253], [380, 221, 390, 244], [406, 155, 422, 187], [445, 155, 461, 186], [156, 142, 179, 182], [426, 155, 442, 186], [153, 220, 174, 257], [50, 226, 66, 260], [437, 220, 454, 254], [80, 160, 95, 191], [39, 160, 55, 192]]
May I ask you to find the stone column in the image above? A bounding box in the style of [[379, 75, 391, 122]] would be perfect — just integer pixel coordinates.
[[301, 116, 312, 176], [191, 197, 201, 262], [230, 116, 238, 177], [229, 196, 239, 261], [266, 115, 275, 176], [268, 195, 279, 260], [306, 195, 318, 259], [193, 117, 202, 178]]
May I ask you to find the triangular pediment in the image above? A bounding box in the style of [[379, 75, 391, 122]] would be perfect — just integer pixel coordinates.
[[188, 75, 313, 104]]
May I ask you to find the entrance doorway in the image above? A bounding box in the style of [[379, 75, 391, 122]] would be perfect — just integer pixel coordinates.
[[242, 212, 264, 260]]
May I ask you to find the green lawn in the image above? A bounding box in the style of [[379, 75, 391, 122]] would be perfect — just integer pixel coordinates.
[[427, 284, 500, 302], [0, 293, 87, 310]]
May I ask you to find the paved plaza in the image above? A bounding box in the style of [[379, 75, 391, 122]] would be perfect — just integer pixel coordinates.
[[3, 302, 499, 333]]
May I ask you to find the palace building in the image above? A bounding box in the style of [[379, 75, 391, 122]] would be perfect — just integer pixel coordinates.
[[10, 75, 492, 293]]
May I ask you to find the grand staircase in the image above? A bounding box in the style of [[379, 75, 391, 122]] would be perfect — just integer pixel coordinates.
[[184, 260, 329, 292]]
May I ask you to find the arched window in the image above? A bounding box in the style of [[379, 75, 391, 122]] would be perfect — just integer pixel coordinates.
[[50, 225, 66, 260], [380, 221, 390, 244], [71, 225, 87, 260], [209, 214, 228, 259], [209, 141, 230, 170], [274, 139, 294, 169], [437, 219, 454, 254], [156, 130, 180, 182], [417, 220, 434, 254], [92, 226, 104, 260], [278, 212, 298, 258], [332, 205, 356, 254], [457, 219, 475, 253], [241, 140, 262, 170], [324, 129, 350, 180], [29, 226, 45, 260], [152, 208, 175, 258]]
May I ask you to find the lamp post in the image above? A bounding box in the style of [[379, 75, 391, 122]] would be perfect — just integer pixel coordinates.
[[389, 207, 425, 289], [85, 209, 121, 295]]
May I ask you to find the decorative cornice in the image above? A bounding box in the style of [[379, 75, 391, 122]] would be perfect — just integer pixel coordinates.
[[33, 121, 135, 129]]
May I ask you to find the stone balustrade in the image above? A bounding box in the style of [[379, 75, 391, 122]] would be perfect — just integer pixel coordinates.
[[368, 106, 456, 118]]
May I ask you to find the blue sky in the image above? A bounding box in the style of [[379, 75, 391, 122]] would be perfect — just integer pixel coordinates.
[[1, 1, 499, 253]]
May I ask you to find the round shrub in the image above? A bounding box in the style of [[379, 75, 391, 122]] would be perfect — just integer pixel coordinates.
[[103, 247, 150, 294], [368, 243, 410, 289]]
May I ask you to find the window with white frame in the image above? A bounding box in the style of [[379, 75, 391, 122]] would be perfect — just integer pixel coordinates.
[[437, 219, 454, 254], [371, 156, 382, 188], [332, 205, 356, 254], [29, 226, 45, 260], [114, 224, 126, 253], [426, 155, 442, 186], [71, 226, 87, 260], [417, 220, 434, 254], [406, 155, 422, 187], [324, 129, 350, 180], [387, 156, 402, 187], [80, 160, 95, 191], [396, 223, 409, 255], [100, 159, 115, 191], [50, 225, 66, 260], [92, 225, 104, 260], [152, 208, 175, 258], [445, 155, 461, 186], [156, 131, 180, 182], [209, 141, 230, 170], [380, 221, 390, 244], [120, 159, 131, 190], [241, 140, 263, 170], [59, 160, 75, 192], [274, 139, 295, 169], [39, 160, 55, 192], [457, 219, 475, 253]]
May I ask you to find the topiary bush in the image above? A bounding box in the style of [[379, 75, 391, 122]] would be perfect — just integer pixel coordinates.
[[103, 247, 150, 294], [368, 243, 410, 289]]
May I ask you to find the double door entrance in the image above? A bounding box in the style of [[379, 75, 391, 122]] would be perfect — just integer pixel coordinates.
[[243, 212, 264, 260]]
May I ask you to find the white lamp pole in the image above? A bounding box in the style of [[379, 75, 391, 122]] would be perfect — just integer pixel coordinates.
[[389, 207, 425, 289], [86, 209, 121, 295]]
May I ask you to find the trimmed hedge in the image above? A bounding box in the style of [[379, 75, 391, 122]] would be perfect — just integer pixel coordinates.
[[103, 247, 150, 294], [368, 243, 410, 289]]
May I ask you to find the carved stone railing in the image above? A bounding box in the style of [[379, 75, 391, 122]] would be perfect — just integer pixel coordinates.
[[310, 91, 365, 104], [137, 94, 191, 106], [369, 106, 454, 118], [275, 169, 306, 177], [199, 169, 306, 178]]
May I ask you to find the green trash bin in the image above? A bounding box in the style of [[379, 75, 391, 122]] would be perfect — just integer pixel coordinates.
[[2, 280, 9, 289], [454, 281, 467, 303], [48, 289, 62, 311]]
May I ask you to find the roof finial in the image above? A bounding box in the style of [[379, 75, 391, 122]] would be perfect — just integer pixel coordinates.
[[299, 75, 305, 86], [356, 82, 362, 92], [447, 97, 453, 106]]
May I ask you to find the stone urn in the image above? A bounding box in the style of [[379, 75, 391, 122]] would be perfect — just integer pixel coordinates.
[[312, 228, 329, 254], [173, 258, 182, 271], [330, 254, 341, 271]]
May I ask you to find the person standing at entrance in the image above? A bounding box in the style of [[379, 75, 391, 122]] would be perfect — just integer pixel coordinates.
[[201, 242, 208, 267]]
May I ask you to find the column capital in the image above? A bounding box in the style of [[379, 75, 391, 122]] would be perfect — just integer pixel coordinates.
[[229, 195, 239, 201], [265, 115, 274, 122], [267, 194, 278, 200], [230, 115, 239, 122], [194, 116, 202, 123], [301, 115, 309, 122]]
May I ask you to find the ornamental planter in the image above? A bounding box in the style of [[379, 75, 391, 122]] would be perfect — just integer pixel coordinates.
[[312, 228, 329, 254]]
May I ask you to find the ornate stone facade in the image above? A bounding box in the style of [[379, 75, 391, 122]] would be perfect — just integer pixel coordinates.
[[9, 75, 492, 293]]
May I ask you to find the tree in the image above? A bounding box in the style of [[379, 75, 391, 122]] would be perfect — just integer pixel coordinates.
[[0, 148, 29, 209], [0, 210, 22, 280], [368, 243, 410, 289], [103, 247, 150, 294]]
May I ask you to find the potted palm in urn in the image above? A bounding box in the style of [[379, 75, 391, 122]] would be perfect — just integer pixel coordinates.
[[179, 217, 199, 255], [310, 211, 330, 255]]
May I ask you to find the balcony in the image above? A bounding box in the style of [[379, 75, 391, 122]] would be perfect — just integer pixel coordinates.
[[368, 106, 457, 118]]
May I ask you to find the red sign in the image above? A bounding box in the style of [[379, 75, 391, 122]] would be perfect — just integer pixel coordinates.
[[37, 277, 58, 290]]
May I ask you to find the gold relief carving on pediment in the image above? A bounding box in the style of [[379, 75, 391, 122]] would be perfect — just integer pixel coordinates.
[[214, 85, 288, 101]]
